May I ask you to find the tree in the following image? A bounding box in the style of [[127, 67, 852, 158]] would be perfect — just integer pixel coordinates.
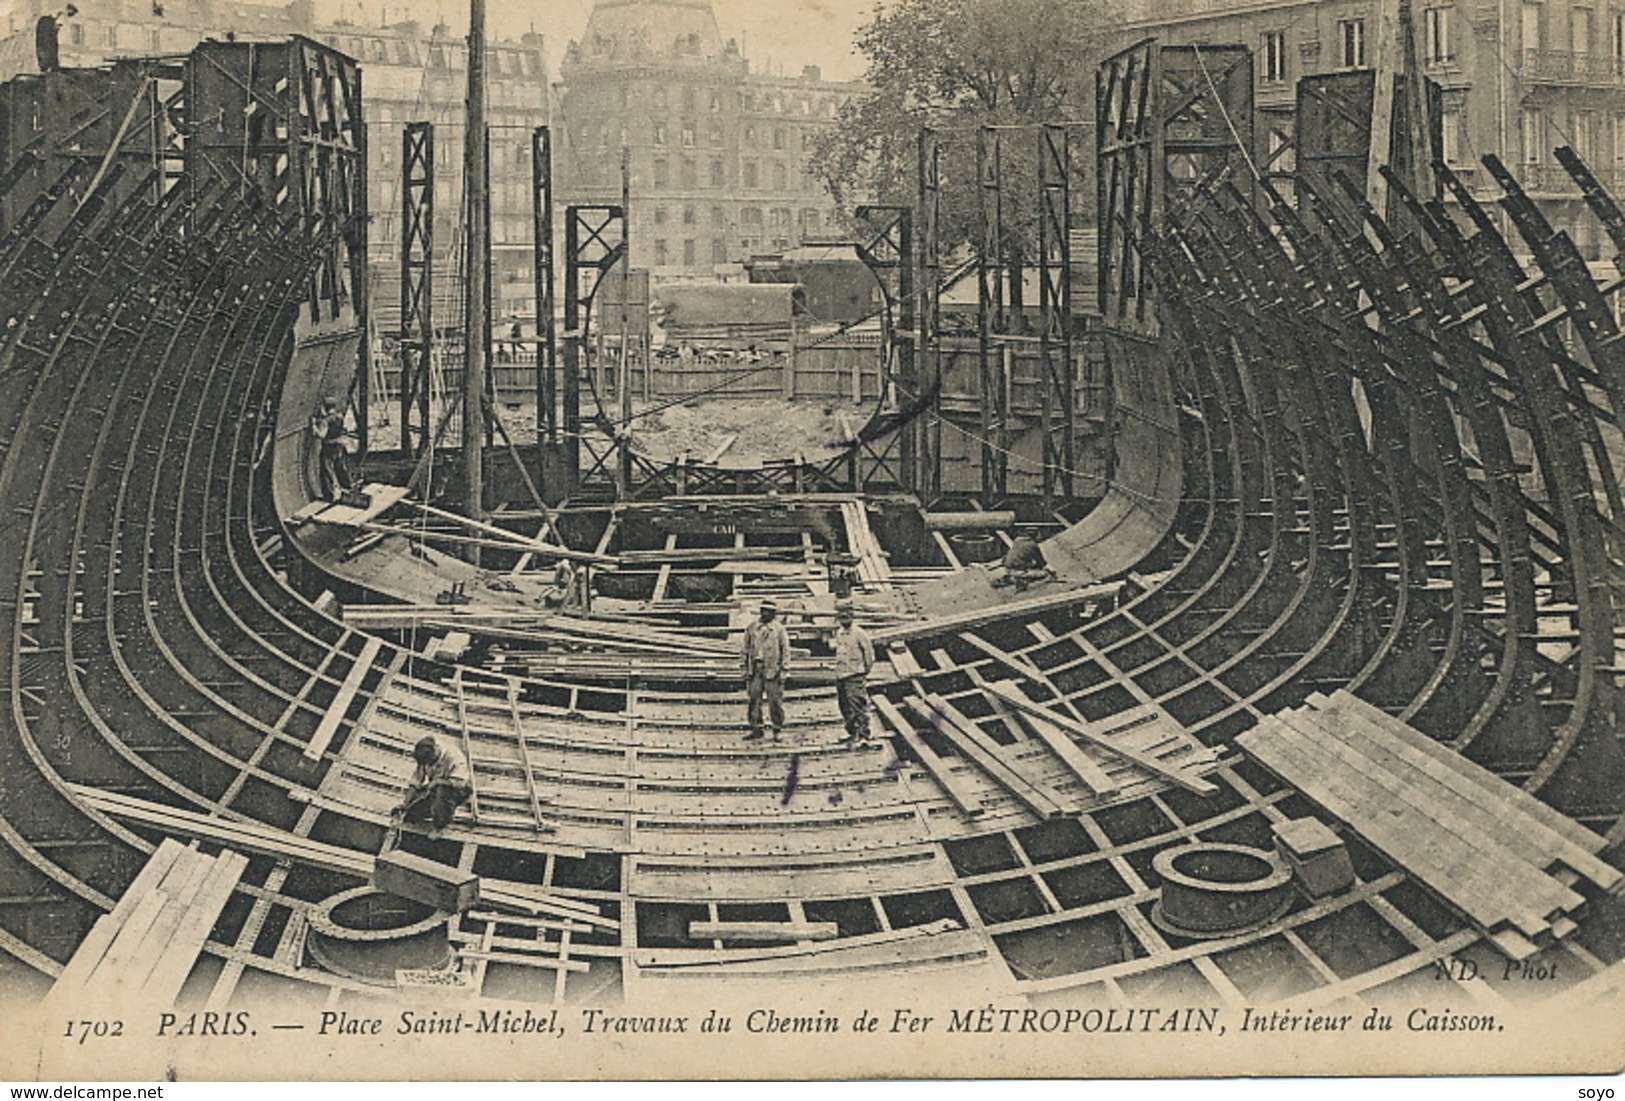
[[814, 0, 1116, 273]]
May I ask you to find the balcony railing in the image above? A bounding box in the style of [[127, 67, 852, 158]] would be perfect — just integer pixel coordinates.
[[1521, 48, 1625, 84], [1510, 161, 1625, 194]]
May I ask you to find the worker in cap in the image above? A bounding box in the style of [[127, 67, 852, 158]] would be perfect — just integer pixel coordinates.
[[741, 598, 790, 741], [392, 735, 473, 836], [832, 600, 876, 744]]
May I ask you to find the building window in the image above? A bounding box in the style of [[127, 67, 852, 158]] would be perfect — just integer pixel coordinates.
[[654, 239, 669, 265], [682, 86, 697, 113], [1261, 30, 1287, 81], [712, 206, 726, 226], [1613, 11, 1625, 60], [1576, 110, 1598, 157], [1574, 7, 1594, 53], [653, 122, 667, 145], [654, 207, 669, 226], [708, 121, 724, 145], [1523, 108, 1544, 163], [1441, 107, 1462, 164], [710, 91, 722, 112], [744, 126, 757, 146], [681, 122, 696, 146], [683, 205, 697, 225], [680, 159, 697, 187], [1425, 7, 1452, 63], [710, 159, 725, 186], [683, 239, 696, 266], [1522, 2, 1542, 52], [803, 209, 820, 233], [654, 159, 670, 187], [773, 162, 788, 189], [712, 239, 728, 263], [743, 161, 759, 188], [1338, 19, 1366, 67], [741, 206, 762, 227], [1612, 113, 1625, 164], [773, 127, 786, 150]]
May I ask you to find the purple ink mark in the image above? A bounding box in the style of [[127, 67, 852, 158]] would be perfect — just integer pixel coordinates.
[[780, 754, 801, 807], [827, 790, 844, 807]]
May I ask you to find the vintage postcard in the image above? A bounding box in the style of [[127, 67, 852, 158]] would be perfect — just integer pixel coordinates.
[[0, 0, 1622, 1083]]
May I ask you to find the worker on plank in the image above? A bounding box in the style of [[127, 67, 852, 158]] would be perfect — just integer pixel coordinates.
[[543, 558, 576, 609], [310, 395, 356, 504], [742, 598, 791, 742], [995, 531, 1054, 593], [392, 735, 473, 837], [832, 600, 875, 745]]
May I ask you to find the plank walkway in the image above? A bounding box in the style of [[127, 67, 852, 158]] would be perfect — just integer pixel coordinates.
[[1237, 689, 1619, 959], [42, 839, 248, 1012]]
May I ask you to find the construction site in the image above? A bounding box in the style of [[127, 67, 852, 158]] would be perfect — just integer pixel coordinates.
[[2, 0, 1625, 1081]]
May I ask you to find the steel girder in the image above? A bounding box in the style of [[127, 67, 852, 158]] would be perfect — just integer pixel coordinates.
[[398, 122, 433, 458], [561, 203, 626, 495]]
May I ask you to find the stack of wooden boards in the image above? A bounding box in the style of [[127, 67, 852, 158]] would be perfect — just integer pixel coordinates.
[[42, 839, 248, 1012], [875, 679, 1220, 821], [1237, 690, 1622, 960], [840, 500, 893, 592]]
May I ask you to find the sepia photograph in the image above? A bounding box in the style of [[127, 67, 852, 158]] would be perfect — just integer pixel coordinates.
[[0, 0, 1621, 1083]]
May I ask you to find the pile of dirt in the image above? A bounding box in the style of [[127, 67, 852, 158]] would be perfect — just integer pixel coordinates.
[[629, 398, 873, 467]]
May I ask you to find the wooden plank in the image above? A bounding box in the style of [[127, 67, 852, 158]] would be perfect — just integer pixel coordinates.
[[1269, 706, 1587, 922], [980, 680, 1217, 795], [70, 785, 617, 931], [991, 690, 1119, 796], [140, 850, 251, 1008], [119, 848, 220, 993], [1314, 692, 1618, 889], [43, 840, 187, 1006], [412, 500, 616, 565], [871, 696, 986, 818], [507, 680, 555, 834], [1290, 699, 1615, 893], [909, 694, 1069, 819], [689, 921, 839, 941], [449, 670, 484, 825], [307, 483, 411, 528], [704, 434, 737, 464], [919, 688, 1082, 813], [1240, 719, 1570, 938], [872, 582, 1118, 644], [80, 890, 169, 1000], [304, 636, 384, 761], [374, 850, 480, 913], [450, 946, 592, 973]]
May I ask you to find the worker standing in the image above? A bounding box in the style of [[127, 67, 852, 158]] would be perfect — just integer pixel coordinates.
[[310, 396, 355, 503], [392, 735, 473, 837], [742, 599, 790, 742], [832, 600, 875, 744]]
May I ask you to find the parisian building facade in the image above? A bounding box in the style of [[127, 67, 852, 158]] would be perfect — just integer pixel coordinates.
[[1122, 0, 1625, 257], [555, 0, 862, 277], [0, 0, 550, 327]]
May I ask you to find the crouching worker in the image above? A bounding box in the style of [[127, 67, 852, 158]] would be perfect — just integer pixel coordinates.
[[393, 735, 473, 836]]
